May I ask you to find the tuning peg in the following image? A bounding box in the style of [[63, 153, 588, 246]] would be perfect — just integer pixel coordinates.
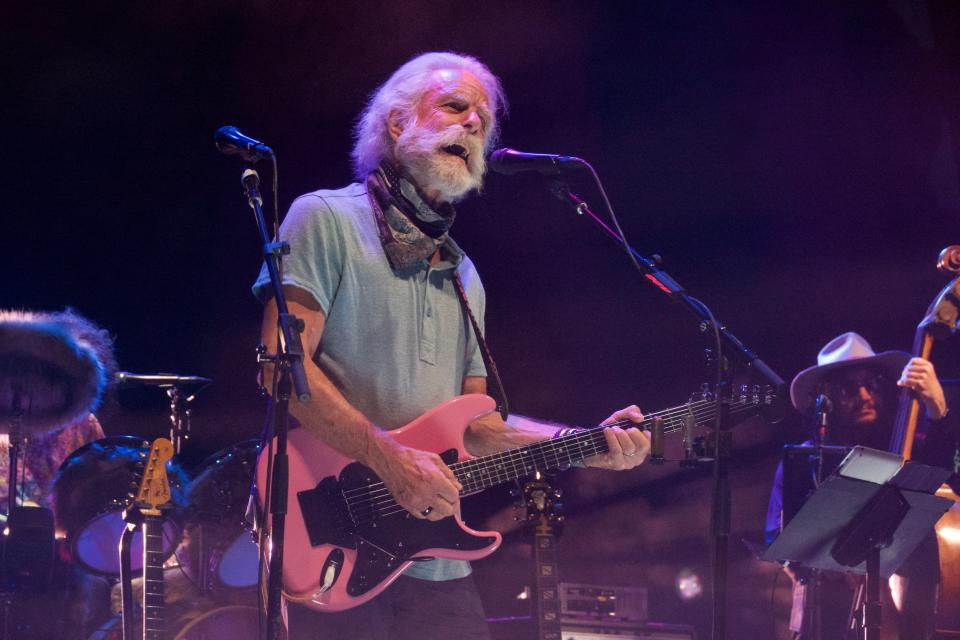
[[937, 245, 960, 273]]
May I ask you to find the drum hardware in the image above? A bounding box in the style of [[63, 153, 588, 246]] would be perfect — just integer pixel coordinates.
[[114, 372, 212, 455], [182, 440, 261, 598]]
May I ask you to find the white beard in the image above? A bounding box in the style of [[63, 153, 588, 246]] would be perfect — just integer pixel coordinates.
[[394, 124, 486, 203]]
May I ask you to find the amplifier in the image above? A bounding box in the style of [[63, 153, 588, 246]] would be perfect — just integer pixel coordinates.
[[562, 622, 697, 640], [488, 618, 696, 640], [559, 582, 648, 623]]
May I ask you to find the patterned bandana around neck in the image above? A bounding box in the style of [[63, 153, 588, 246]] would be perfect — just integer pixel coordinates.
[[366, 162, 457, 270]]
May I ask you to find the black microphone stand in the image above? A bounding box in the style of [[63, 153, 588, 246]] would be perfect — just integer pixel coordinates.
[[799, 394, 833, 640], [237, 167, 311, 640], [545, 177, 784, 640]]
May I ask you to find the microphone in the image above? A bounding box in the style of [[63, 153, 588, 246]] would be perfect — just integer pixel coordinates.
[[815, 393, 833, 416], [115, 372, 212, 389], [815, 393, 832, 445], [487, 148, 585, 176], [214, 126, 274, 163]]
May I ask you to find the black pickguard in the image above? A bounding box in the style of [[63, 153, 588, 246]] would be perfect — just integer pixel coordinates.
[[296, 449, 498, 598]]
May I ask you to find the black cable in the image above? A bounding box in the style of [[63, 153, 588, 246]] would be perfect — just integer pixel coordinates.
[[271, 154, 280, 243], [578, 163, 725, 424]]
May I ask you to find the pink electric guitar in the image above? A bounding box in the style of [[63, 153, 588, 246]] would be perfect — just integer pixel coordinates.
[[256, 387, 774, 612]]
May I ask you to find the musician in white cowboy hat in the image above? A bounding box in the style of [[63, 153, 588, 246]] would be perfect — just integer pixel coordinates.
[[789, 331, 948, 449], [768, 331, 950, 640]]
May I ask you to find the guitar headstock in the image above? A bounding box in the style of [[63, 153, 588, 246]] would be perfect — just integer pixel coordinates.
[[133, 438, 175, 516], [522, 472, 563, 537], [692, 382, 783, 423]]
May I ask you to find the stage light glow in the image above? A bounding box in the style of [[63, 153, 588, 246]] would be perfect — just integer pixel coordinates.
[[938, 526, 960, 545], [675, 568, 703, 601]]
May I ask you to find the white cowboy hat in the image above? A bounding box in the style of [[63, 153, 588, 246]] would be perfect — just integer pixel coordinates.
[[789, 332, 910, 412]]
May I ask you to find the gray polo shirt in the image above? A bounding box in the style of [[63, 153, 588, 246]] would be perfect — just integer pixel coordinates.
[[253, 182, 487, 581]]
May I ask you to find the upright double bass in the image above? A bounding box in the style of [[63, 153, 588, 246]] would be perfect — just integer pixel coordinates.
[[888, 245, 960, 635]]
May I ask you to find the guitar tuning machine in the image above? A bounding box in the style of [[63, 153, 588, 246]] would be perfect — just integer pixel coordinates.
[[937, 245, 960, 273]]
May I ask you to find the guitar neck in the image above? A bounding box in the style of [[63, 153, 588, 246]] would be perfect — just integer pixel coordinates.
[[533, 526, 562, 640], [141, 514, 165, 640], [452, 397, 743, 494]]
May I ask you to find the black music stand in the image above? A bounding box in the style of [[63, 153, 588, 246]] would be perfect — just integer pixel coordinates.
[[762, 446, 952, 640]]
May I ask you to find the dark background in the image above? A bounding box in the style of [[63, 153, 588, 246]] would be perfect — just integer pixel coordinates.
[[6, 1, 960, 637]]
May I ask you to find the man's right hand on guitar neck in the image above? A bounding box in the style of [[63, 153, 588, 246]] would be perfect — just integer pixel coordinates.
[[368, 436, 463, 522]]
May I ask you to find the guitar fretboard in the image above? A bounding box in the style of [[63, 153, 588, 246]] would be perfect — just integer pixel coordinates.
[[534, 527, 561, 640], [450, 397, 752, 493], [343, 396, 761, 524], [142, 516, 165, 640]]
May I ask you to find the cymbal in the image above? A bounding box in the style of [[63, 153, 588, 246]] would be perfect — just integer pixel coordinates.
[[115, 371, 212, 390], [0, 309, 112, 435]]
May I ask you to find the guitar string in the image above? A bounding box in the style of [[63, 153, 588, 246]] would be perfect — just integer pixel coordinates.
[[339, 396, 735, 500], [345, 431, 607, 524], [343, 399, 753, 522], [342, 396, 753, 506], [342, 399, 757, 520], [342, 400, 760, 522], [340, 399, 718, 505], [356, 431, 609, 522]]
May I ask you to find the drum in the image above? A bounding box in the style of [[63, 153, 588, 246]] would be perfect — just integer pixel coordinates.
[[183, 440, 261, 593], [51, 436, 186, 575]]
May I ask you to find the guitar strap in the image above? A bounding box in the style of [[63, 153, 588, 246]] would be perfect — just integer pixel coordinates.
[[452, 271, 510, 420]]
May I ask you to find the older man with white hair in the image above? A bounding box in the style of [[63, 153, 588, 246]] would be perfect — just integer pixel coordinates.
[[253, 52, 650, 639]]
